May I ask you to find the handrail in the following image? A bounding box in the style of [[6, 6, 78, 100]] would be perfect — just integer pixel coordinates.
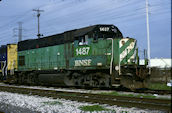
[[107, 38, 113, 75]]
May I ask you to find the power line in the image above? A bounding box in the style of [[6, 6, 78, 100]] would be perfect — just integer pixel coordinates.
[[0, 0, 148, 35], [18, 1, 146, 37], [0, 0, 170, 45]]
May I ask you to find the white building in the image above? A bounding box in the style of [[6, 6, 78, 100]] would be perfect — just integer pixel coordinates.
[[140, 58, 171, 68]]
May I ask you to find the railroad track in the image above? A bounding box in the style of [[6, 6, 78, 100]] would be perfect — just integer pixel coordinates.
[[0, 85, 171, 112], [2, 82, 171, 95]]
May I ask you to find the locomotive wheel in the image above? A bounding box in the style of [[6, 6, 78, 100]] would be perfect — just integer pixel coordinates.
[[84, 72, 110, 88], [27, 72, 35, 85], [64, 72, 110, 88], [73, 73, 84, 86], [120, 75, 145, 90], [17, 73, 23, 84], [64, 72, 76, 86]]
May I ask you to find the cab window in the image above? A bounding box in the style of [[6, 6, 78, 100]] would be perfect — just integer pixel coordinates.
[[19, 56, 25, 66], [78, 35, 88, 45]]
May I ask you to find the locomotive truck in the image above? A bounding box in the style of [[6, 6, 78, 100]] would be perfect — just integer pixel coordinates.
[[0, 24, 149, 89]]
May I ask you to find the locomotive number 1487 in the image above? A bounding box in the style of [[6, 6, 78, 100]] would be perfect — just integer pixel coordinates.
[[76, 47, 90, 56]]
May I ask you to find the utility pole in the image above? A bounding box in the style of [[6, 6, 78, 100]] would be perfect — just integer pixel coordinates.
[[145, 0, 151, 74], [33, 9, 44, 39]]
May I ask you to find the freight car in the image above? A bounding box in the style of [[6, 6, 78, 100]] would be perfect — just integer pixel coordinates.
[[1, 24, 149, 89], [0, 44, 18, 82]]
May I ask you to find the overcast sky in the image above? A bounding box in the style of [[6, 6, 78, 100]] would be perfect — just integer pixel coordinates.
[[0, 0, 171, 58]]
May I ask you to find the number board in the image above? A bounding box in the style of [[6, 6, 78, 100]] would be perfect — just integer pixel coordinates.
[[74, 46, 91, 56]]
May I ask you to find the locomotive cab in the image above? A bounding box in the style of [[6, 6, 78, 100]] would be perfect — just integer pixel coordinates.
[[72, 25, 123, 68], [69, 25, 149, 89]]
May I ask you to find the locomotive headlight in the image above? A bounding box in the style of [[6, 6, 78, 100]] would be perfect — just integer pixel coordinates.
[[115, 66, 119, 71]]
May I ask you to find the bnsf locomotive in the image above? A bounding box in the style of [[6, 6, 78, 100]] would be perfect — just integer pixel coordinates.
[[0, 24, 149, 89]]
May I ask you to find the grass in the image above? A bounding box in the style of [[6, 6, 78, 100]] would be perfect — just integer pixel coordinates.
[[42, 101, 63, 105], [79, 105, 110, 112], [134, 94, 156, 98], [99, 91, 157, 99], [148, 83, 171, 90], [99, 91, 119, 96]]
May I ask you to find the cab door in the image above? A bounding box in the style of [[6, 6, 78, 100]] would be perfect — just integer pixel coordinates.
[[64, 31, 74, 68]]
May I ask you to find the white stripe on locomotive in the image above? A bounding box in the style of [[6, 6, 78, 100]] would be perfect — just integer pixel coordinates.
[[119, 39, 136, 63]]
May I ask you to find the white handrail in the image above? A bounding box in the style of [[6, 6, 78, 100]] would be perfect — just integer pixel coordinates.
[[2, 61, 6, 76], [107, 38, 113, 75]]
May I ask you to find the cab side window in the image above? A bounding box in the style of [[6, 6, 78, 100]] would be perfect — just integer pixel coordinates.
[[19, 56, 25, 66], [93, 33, 98, 42], [78, 35, 88, 45]]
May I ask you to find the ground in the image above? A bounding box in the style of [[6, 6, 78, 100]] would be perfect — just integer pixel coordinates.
[[0, 91, 165, 113]]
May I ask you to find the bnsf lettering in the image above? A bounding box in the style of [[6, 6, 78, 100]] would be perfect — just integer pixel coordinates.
[[75, 59, 92, 66], [99, 27, 109, 31]]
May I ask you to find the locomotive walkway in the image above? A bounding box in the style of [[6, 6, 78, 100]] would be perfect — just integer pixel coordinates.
[[0, 85, 171, 112]]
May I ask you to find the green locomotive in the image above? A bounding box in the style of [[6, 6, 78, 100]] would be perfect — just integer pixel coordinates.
[[16, 24, 149, 89]]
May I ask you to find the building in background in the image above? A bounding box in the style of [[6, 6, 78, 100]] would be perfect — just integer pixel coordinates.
[[140, 58, 171, 83], [140, 58, 171, 68]]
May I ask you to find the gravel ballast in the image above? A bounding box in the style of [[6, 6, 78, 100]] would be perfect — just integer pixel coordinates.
[[0, 91, 165, 113]]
